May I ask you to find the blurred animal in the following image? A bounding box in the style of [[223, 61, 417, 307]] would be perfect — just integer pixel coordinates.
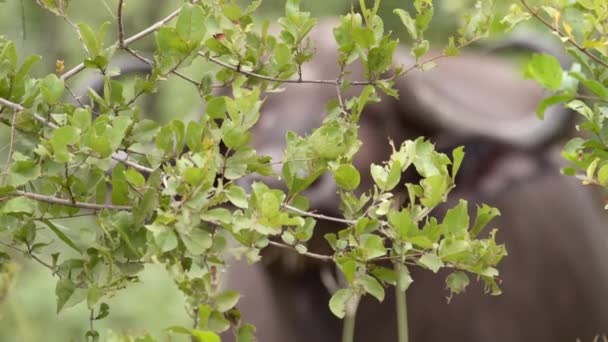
[[225, 19, 608, 342], [79, 18, 608, 342]]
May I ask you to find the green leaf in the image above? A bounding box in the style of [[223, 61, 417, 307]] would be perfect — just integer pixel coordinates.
[[40, 74, 65, 105], [471, 204, 500, 237], [370, 266, 397, 286], [186, 121, 203, 152], [333, 164, 361, 191], [419, 253, 444, 273], [329, 288, 353, 319], [55, 278, 76, 313], [524, 54, 563, 91], [226, 185, 248, 209], [176, 3, 208, 43], [206, 97, 226, 120], [77, 23, 100, 57], [166, 326, 192, 335], [50, 126, 79, 163], [181, 228, 212, 255], [200, 208, 233, 224], [191, 330, 221, 342], [87, 286, 103, 309], [360, 234, 386, 260], [443, 199, 469, 235], [535, 94, 572, 119], [215, 290, 240, 312], [237, 324, 256, 342], [360, 274, 385, 302], [124, 168, 146, 188], [7, 160, 40, 187], [443, 36, 460, 56], [155, 230, 178, 252], [1, 197, 36, 215], [446, 271, 470, 295], [285, 0, 301, 17], [40, 219, 82, 254], [598, 165, 608, 187], [388, 209, 417, 240], [338, 259, 358, 284], [396, 265, 413, 291], [451, 146, 464, 180], [207, 310, 230, 333], [394, 9, 417, 40], [71, 108, 92, 131]]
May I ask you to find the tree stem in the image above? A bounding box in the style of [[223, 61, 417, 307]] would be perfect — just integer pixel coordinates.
[[396, 264, 410, 342], [342, 294, 360, 342]]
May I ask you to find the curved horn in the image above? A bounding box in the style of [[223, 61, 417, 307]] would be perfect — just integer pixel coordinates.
[[393, 32, 572, 150]]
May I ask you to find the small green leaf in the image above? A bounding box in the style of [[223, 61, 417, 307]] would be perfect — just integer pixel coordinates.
[[360, 274, 385, 302], [226, 185, 248, 209], [1, 197, 36, 215], [50, 126, 79, 163], [419, 253, 444, 273], [181, 228, 212, 255], [443, 199, 469, 235], [394, 9, 417, 40], [215, 290, 240, 312], [124, 168, 145, 188], [471, 204, 500, 237], [535, 94, 572, 119], [237, 324, 256, 342], [598, 165, 608, 186], [446, 271, 470, 295], [77, 23, 100, 57], [329, 288, 353, 319], [191, 330, 221, 342], [451, 146, 464, 180], [360, 234, 386, 260], [87, 286, 103, 309], [56, 278, 76, 313], [338, 259, 357, 284], [40, 219, 82, 254], [443, 36, 460, 56], [40, 74, 65, 105], [333, 164, 361, 191], [396, 265, 413, 291], [525, 54, 563, 91], [200, 208, 233, 224], [8, 160, 40, 187]]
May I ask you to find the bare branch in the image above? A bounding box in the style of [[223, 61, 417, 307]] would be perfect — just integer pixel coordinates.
[[282, 203, 356, 225], [15, 190, 132, 211], [267, 240, 334, 262]]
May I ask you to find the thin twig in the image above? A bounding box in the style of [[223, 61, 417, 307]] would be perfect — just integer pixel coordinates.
[[14, 190, 132, 211], [0, 240, 57, 274], [1, 111, 17, 178], [117, 0, 126, 48], [520, 0, 608, 70], [267, 240, 334, 261], [123, 47, 202, 88], [282, 203, 356, 225], [204, 53, 377, 86], [61, 5, 185, 80], [0, 96, 154, 174]]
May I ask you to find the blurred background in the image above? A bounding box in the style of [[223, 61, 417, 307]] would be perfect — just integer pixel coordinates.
[[0, 0, 538, 340]]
